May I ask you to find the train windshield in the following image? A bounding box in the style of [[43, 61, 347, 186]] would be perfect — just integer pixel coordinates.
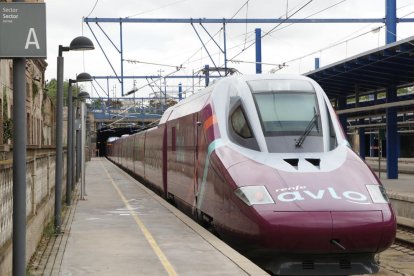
[[248, 80, 320, 137]]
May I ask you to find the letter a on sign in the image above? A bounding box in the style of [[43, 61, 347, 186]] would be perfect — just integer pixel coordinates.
[[25, 28, 40, 50]]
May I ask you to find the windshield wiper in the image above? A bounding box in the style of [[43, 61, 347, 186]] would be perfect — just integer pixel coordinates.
[[295, 111, 319, 148]]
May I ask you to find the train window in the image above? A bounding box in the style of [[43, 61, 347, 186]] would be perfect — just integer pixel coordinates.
[[325, 104, 338, 150], [252, 92, 321, 137], [228, 103, 260, 151], [231, 106, 253, 138], [248, 79, 315, 93]]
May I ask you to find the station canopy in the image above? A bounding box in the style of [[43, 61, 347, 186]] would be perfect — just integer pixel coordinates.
[[305, 35, 414, 98]]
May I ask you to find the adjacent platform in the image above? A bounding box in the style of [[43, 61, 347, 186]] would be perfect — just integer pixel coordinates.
[[35, 158, 266, 275]]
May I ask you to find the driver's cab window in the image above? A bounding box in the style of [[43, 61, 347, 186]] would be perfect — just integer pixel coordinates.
[[231, 106, 252, 138], [228, 102, 259, 151]]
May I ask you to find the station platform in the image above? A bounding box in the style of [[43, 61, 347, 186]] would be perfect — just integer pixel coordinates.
[[32, 158, 266, 275], [29, 158, 414, 275], [381, 173, 414, 196]]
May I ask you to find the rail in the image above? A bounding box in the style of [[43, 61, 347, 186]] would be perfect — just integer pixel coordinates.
[[394, 217, 414, 254]]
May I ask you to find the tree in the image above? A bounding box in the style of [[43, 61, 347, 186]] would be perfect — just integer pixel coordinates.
[[46, 79, 81, 104], [90, 98, 104, 110], [107, 99, 123, 109], [146, 97, 177, 114]]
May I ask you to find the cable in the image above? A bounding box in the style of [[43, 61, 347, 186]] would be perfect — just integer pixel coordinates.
[[175, 0, 251, 74], [126, 0, 189, 18], [243, 1, 249, 49], [384, 28, 414, 47], [124, 59, 184, 70], [269, 0, 413, 73], [401, 10, 414, 18], [222, 0, 346, 66], [270, 25, 385, 73], [230, 59, 286, 67], [267, 0, 347, 38], [125, 68, 183, 96], [263, 0, 314, 39], [228, 0, 314, 62], [86, 0, 99, 18]]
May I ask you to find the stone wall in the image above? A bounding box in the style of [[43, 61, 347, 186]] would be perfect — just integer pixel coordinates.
[[0, 149, 67, 275]]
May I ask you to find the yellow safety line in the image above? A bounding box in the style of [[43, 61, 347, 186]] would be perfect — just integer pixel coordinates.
[[100, 160, 177, 276]]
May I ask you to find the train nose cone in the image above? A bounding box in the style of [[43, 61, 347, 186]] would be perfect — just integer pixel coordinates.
[[262, 210, 387, 253], [330, 211, 383, 252]]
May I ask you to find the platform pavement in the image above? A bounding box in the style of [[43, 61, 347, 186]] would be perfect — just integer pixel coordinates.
[[35, 157, 267, 276], [378, 173, 414, 220], [380, 173, 414, 196]]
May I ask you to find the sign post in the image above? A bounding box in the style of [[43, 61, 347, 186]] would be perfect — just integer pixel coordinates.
[[0, 2, 46, 275], [0, 3, 46, 58]]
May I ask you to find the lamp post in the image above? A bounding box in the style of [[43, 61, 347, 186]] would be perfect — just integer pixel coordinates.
[[66, 73, 93, 206], [55, 36, 94, 234], [76, 91, 90, 200]]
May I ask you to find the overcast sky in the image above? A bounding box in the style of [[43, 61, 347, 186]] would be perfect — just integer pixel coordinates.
[[45, 0, 414, 99]]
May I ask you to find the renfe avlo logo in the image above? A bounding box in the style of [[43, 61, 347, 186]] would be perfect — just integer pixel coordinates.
[[274, 185, 370, 204]]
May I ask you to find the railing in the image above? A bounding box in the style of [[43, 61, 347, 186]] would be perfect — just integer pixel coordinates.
[[0, 148, 67, 273]]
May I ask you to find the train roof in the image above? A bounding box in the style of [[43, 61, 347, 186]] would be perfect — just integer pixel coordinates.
[[159, 74, 320, 124]]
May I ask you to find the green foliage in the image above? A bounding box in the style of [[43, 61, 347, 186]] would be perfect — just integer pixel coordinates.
[[107, 99, 123, 109], [3, 118, 12, 142], [398, 86, 414, 95], [32, 82, 39, 98], [2, 92, 12, 142], [90, 98, 104, 110], [166, 98, 177, 107], [2, 90, 6, 118], [147, 98, 177, 109], [46, 79, 57, 102], [46, 79, 81, 104]]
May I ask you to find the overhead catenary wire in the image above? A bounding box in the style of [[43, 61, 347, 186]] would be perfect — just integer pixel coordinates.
[[124, 59, 184, 70], [267, 0, 348, 38], [230, 59, 286, 67], [269, 1, 414, 73], [178, 0, 251, 72], [86, 1, 414, 108], [86, 0, 99, 18], [272, 25, 386, 72], [125, 67, 183, 96], [401, 10, 414, 18], [211, 0, 348, 72], [126, 0, 189, 18], [222, 0, 346, 63], [228, 0, 315, 62]]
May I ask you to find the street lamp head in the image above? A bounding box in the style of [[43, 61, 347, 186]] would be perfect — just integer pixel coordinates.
[[76, 72, 93, 82], [77, 91, 90, 102], [69, 36, 95, 51]]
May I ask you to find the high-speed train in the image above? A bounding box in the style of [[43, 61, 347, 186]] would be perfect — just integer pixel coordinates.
[[107, 74, 396, 275]]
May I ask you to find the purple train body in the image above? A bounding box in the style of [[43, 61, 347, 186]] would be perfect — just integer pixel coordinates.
[[107, 75, 396, 275]]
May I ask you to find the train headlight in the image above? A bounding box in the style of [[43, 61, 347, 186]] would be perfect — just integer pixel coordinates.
[[366, 185, 389, 203], [234, 186, 275, 206]]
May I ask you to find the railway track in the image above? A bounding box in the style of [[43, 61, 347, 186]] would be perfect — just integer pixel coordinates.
[[393, 217, 414, 255]]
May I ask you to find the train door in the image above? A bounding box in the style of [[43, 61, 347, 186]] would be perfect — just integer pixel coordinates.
[[162, 124, 168, 198], [194, 112, 205, 217]]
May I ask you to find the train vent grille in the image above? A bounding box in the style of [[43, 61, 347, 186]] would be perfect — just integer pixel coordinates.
[[302, 260, 315, 270], [305, 158, 320, 167], [284, 158, 299, 168], [339, 259, 352, 269]]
